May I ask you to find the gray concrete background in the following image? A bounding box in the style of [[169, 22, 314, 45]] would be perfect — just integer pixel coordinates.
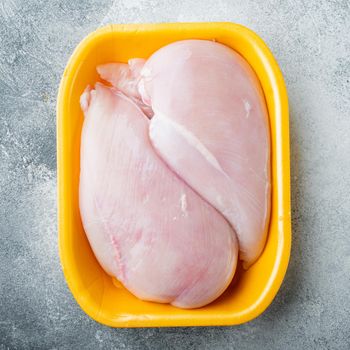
[[0, 0, 349, 349]]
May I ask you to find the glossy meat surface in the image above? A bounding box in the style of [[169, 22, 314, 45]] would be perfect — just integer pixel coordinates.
[[79, 83, 237, 308], [79, 39, 270, 308]]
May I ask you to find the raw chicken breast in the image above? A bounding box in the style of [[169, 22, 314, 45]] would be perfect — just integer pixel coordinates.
[[79, 83, 238, 308], [99, 40, 271, 266]]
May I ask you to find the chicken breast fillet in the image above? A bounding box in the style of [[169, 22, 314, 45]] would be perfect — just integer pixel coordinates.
[[79, 83, 238, 308]]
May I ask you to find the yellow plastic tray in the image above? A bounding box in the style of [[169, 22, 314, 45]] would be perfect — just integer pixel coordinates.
[[57, 22, 291, 327]]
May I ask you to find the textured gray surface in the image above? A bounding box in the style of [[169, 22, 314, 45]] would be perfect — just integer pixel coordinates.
[[0, 0, 349, 349]]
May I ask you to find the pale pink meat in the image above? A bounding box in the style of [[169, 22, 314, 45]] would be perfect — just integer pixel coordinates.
[[79, 83, 238, 308], [79, 39, 270, 309]]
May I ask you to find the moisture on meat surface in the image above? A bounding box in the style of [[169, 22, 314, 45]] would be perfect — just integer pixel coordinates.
[[79, 39, 270, 309]]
